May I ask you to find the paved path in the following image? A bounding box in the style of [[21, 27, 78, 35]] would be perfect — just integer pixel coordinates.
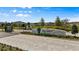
[[0, 34, 79, 51]]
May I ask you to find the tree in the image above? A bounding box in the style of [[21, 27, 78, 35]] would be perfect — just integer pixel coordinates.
[[13, 23, 18, 27], [4, 21, 7, 32], [71, 24, 78, 36], [61, 18, 69, 30], [40, 18, 45, 26], [37, 27, 41, 34], [55, 16, 62, 26], [22, 24, 26, 30]]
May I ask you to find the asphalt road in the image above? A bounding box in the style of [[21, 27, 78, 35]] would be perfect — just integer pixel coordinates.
[[0, 34, 79, 51], [0, 32, 19, 38]]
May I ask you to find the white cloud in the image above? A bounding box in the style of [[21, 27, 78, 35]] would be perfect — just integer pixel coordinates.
[[13, 10, 17, 13], [24, 11, 27, 13], [0, 12, 9, 16], [28, 11, 32, 13], [16, 14, 23, 16], [16, 14, 31, 17], [70, 16, 79, 22], [24, 14, 31, 17]]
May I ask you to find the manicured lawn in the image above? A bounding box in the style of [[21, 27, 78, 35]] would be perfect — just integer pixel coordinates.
[[32, 25, 72, 32], [0, 43, 23, 51]]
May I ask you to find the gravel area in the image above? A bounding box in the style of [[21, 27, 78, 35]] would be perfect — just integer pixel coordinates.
[[0, 34, 79, 51]]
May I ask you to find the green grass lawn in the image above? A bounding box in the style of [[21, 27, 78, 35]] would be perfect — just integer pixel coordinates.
[[32, 25, 72, 32], [0, 43, 23, 51]]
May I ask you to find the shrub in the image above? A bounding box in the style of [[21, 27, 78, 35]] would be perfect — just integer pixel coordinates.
[[71, 24, 78, 35], [37, 28, 41, 34]]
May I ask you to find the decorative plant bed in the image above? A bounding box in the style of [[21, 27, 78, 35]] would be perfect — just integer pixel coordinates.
[[21, 31, 79, 41]]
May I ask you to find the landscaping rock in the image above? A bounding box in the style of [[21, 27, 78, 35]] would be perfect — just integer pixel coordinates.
[[32, 29, 38, 34], [41, 29, 54, 35], [32, 29, 66, 36], [52, 29, 66, 36]]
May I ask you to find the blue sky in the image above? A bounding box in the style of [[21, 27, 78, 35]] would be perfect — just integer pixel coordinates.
[[0, 7, 79, 23]]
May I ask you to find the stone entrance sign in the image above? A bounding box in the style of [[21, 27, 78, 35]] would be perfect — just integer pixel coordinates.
[[5, 23, 13, 32]]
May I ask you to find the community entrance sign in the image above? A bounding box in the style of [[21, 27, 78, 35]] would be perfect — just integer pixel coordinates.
[[5, 23, 13, 32]]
